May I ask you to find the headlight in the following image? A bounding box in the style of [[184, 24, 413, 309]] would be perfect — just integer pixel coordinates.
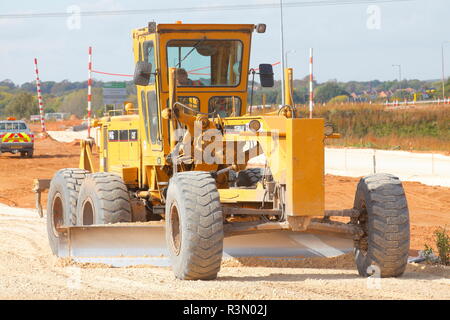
[[324, 123, 334, 136], [249, 120, 261, 132]]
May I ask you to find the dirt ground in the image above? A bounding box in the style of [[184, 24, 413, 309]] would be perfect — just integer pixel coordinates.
[[0, 207, 448, 300], [0, 135, 449, 299], [0, 137, 448, 253]]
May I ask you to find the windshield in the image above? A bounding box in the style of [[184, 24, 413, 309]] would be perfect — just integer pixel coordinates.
[[167, 40, 243, 87], [0, 122, 27, 131]]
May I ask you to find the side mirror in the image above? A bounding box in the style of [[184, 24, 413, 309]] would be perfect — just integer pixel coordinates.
[[133, 61, 152, 86], [259, 64, 274, 88]]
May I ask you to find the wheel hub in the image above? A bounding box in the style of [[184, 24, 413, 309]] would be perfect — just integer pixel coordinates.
[[51, 193, 64, 237], [169, 204, 182, 255]]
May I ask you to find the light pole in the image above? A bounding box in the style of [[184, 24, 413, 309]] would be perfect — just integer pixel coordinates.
[[279, 0, 286, 106], [441, 41, 450, 99], [392, 64, 402, 90], [285, 49, 296, 68]]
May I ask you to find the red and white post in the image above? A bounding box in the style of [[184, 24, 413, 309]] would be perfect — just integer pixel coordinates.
[[87, 46, 93, 138], [33, 58, 46, 133], [309, 48, 314, 119]]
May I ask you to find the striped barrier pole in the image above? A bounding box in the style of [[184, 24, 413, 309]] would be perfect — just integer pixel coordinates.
[[87, 46, 93, 138], [33, 58, 46, 133], [309, 48, 314, 119]]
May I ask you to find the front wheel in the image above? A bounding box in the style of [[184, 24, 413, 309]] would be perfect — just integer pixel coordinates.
[[76, 172, 132, 225], [46, 168, 89, 255], [353, 173, 410, 278], [165, 171, 224, 280]]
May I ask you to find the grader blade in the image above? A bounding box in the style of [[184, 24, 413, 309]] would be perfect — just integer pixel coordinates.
[[57, 225, 353, 267], [58, 225, 168, 267]]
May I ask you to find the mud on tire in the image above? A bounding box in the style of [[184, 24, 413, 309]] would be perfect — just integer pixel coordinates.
[[165, 171, 224, 280], [76, 172, 132, 225], [46, 168, 89, 255], [353, 173, 410, 278]]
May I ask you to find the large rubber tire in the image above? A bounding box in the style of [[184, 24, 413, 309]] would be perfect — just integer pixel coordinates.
[[76, 172, 132, 225], [46, 168, 89, 255], [236, 168, 262, 187], [165, 171, 224, 280], [353, 173, 410, 278]]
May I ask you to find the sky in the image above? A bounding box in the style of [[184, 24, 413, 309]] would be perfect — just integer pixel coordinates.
[[0, 0, 449, 85]]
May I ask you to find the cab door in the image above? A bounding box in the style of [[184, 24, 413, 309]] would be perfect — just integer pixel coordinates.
[[138, 38, 163, 153]]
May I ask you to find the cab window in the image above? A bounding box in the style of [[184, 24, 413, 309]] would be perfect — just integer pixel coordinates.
[[167, 40, 243, 87], [143, 41, 156, 84], [208, 97, 241, 118], [178, 97, 200, 115], [141, 91, 150, 142], [147, 91, 160, 145]]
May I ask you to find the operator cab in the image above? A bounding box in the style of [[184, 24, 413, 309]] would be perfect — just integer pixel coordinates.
[[133, 22, 273, 118]]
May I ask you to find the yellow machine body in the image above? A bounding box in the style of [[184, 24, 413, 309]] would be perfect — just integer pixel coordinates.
[[35, 22, 409, 278], [90, 23, 326, 218]]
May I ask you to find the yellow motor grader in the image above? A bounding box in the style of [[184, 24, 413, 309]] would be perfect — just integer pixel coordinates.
[[34, 22, 410, 280]]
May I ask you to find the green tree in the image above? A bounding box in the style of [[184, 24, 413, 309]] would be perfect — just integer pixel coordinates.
[[314, 82, 349, 103], [60, 88, 103, 118], [329, 95, 349, 104], [44, 95, 63, 113], [4, 92, 37, 119], [0, 90, 14, 116]]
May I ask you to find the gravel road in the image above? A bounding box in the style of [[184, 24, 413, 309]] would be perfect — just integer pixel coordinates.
[[0, 205, 448, 300]]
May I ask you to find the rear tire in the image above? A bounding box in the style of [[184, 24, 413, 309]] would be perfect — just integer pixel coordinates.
[[236, 168, 262, 187], [26, 150, 33, 158], [76, 172, 132, 225], [353, 173, 410, 278], [46, 168, 89, 255], [165, 171, 224, 280]]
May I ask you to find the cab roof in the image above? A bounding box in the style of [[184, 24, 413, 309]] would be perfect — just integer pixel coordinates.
[[133, 23, 256, 37]]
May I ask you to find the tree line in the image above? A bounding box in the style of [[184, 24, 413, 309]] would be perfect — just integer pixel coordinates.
[[248, 77, 450, 105], [0, 79, 136, 119], [1, 77, 448, 119]]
